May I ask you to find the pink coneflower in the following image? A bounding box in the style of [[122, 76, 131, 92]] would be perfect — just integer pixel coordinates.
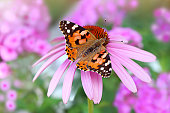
[[33, 23, 156, 104]]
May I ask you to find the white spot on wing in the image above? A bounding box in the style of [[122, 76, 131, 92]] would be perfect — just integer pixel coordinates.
[[72, 24, 78, 30], [67, 29, 70, 33], [67, 21, 70, 24], [100, 67, 104, 70]]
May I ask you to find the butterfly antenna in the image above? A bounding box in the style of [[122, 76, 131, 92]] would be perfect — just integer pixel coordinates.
[[103, 19, 107, 40]]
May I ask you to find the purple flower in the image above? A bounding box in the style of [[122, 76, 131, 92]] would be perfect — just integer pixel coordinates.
[[0, 0, 51, 62], [7, 90, 17, 101], [5, 100, 16, 111], [66, 0, 138, 26], [0, 62, 11, 79], [109, 27, 143, 47], [33, 26, 156, 104], [114, 72, 170, 113], [0, 46, 18, 61], [152, 8, 170, 42], [0, 94, 5, 102], [0, 80, 10, 91]]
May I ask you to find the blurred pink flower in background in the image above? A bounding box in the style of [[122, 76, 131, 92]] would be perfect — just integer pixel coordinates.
[[114, 72, 170, 113], [66, 0, 138, 26], [33, 22, 156, 104], [7, 90, 17, 101], [0, 0, 50, 111], [0, 62, 11, 79], [0, 94, 5, 102], [109, 27, 143, 47], [151, 8, 170, 42], [5, 100, 16, 111], [0, 80, 10, 91], [0, 0, 51, 62]]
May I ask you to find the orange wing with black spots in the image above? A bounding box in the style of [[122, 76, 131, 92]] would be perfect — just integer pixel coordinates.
[[59, 20, 96, 48], [65, 45, 77, 61], [76, 46, 112, 78], [59, 20, 96, 62], [59, 20, 112, 77]]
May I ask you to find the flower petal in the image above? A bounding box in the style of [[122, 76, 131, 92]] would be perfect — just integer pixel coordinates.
[[47, 59, 71, 97], [81, 71, 93, 100], [110, 56, 137, 93], [50, 36, 65, 43], [90, 72, 103, 104], [107, 43, 156, 62], [32, 51, 65, 82], [109, 35, 128, 43], [62, 61, 77, 104], [50, 43, 65, 51], [111, 52, 152, 83], [32, 46, 65, 67]]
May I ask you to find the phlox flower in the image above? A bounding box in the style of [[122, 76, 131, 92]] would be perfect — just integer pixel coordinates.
[[7, 90, 17, 101], [66, 0, 139, 26], [151, 8, 170, 42], [0, 94, 5, 102], [0, 0, 51, 62], [33, 26, 156, 104], [0, 80, 10, 91], [114, 72, 170, 113], [5, 100, 16, 111], [109, 27, 143, 47], [0, 62, 11, 79]]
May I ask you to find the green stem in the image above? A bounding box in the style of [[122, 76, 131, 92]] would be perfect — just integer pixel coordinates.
[[88, 98, 94, 113]]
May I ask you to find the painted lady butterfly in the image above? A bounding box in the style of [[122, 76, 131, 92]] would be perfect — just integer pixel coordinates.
[[59, 20, 112, 78]]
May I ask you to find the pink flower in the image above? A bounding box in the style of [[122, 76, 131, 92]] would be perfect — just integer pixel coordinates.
[[152, 8, 170, 42], [34, 39, 51, 56], [109, 27, 143, 47], [0, 62, 11, 79], [0, 94, 5, 102], [66, 0, 138, 26], [33, 23, 156, 104], [5, 100, 16, 111], [14, 80, 23, 88], [0, 80, 10, 91], [0, 46, 18, 61], [3, 33, 22, 49], [0, 0, 51, 61], [114, 73, 170, 113], [7, 90, 17, 101]]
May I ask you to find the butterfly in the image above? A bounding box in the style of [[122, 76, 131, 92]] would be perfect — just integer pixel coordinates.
[[59, 20, 112, 78]]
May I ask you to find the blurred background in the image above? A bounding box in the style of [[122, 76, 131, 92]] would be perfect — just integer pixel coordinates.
[[0, 0, 170, 113]]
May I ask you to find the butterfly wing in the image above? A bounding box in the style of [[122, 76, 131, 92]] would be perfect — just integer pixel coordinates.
[[76, 46, 112, 78], [59, 20, 96, 61]]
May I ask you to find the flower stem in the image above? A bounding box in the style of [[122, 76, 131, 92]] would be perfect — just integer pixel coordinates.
[[88, 98, 94, 113]]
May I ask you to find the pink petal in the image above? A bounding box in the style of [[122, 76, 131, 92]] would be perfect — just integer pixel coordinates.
[[32, 46, 65, 67], [51, 37, 65, 43], [62, 61, 77, 104], [50, 43, 65, 51], [109, 35, 128, 43], [107, 43, 156, 62], [110, 56, 137, 93], [90, 72, 103, 104], [47, 59, 71, 97], [32, 51, 65, 82], [81, 71, 93, 100], [111, 52, 152, 83]]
